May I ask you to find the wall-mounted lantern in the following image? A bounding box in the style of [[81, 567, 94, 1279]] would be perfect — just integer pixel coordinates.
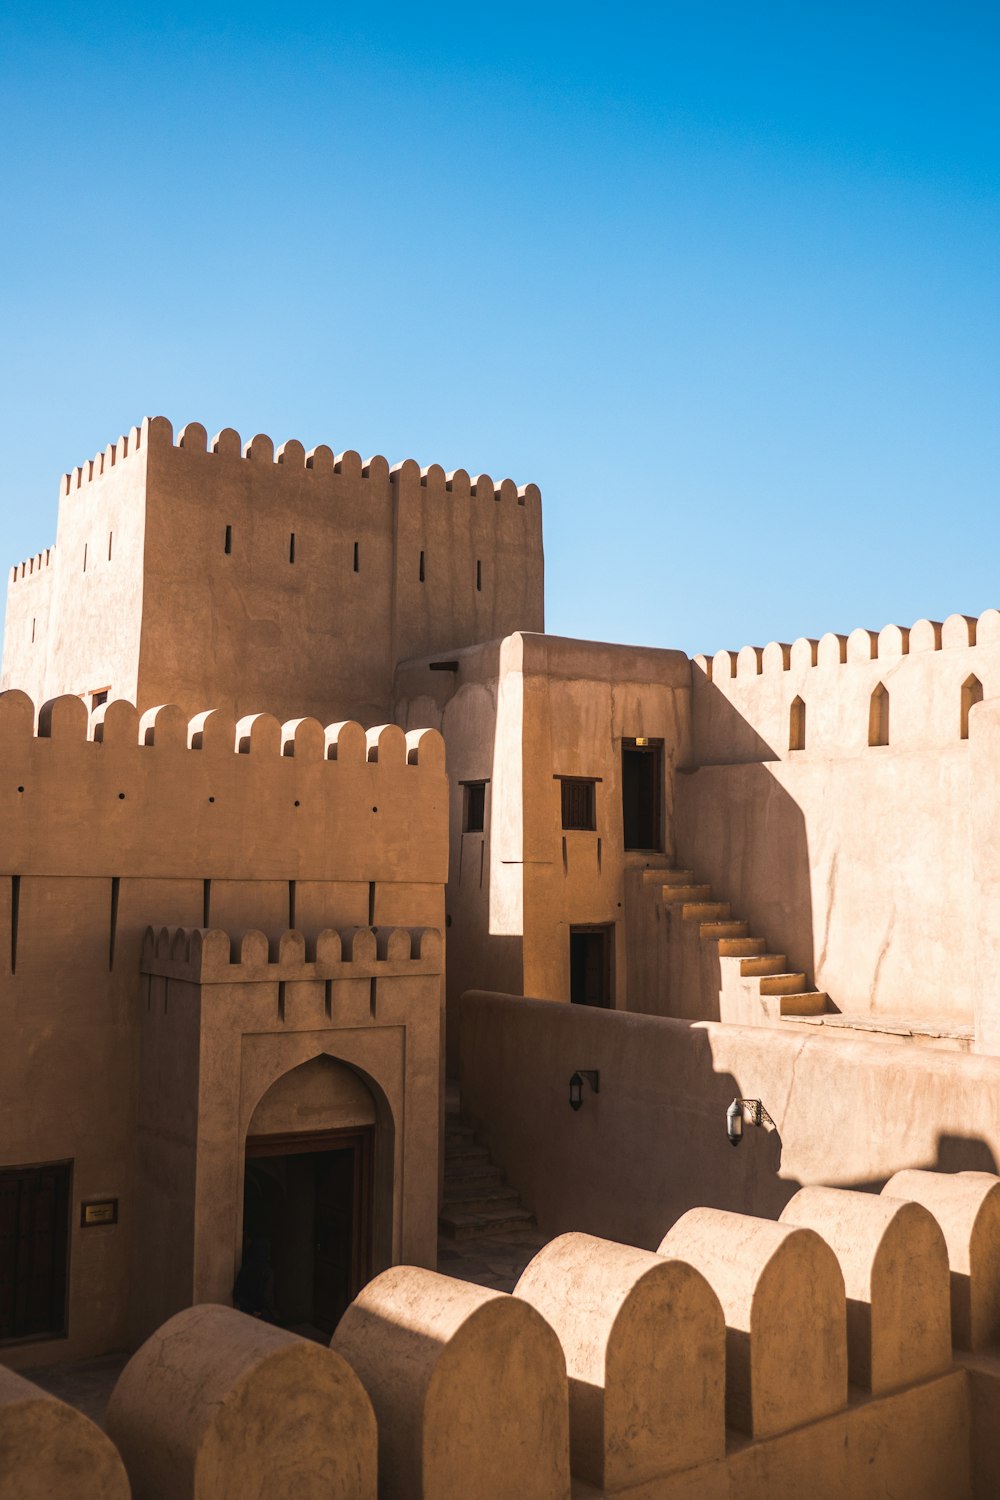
[[726, 1097, 773, 1146], [569, 1070, 600, 1111]]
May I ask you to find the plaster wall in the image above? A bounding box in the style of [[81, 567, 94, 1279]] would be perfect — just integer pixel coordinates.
[[1, 551, 54, 709], [2, 416, 544, 726], [0, 693, 446, 1368], [460, 991, 1000, 1251], [394, 633, 691, 1064]]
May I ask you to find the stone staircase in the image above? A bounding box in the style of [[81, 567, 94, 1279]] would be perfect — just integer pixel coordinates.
[[645, 867, 829, 1023], [439, 1093, 536, 1241]]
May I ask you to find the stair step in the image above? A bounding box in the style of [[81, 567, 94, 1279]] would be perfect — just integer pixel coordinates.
[[444, 1141, 492, 1164], [776, 991, 829, 1017], [759, 973, 808, 996], [736, 954, 788, 976], [438, 1205, 536, 1241], [657, 869, 696, 887], [718, 937, 767, 957], [682, 901, 731, 922], [441, 1184, 520, 1213], [660, 884, 713, 904], [444, 1126, 478, 1148], [444, 1160, 505, 1186], [700, 920, 750, 939]]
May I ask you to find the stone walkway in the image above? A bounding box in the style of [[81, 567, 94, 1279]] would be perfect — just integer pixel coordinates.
[[19, 1225, 552, 1430]]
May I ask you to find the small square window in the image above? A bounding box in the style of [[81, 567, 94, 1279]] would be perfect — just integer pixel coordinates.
[[91, 688, 109, 710], [561, 778, 596, 831], [463, 782, 486, 833]]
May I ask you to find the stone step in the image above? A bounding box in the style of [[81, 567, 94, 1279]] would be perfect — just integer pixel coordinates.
[[700, 920, 750, 939], [444, 1124, 478, 1146], [772, 991, 829, 1017], [718, 936, 767, 957], [444, 1159, 506, 1187], [682, 901, 731, 922], [444, 1141, 492, 1165], [441, 1183, 521, 1213], [438, 1204, 537, 1241], [736, 954, 788, 976], [660, 884, 713, 904], [759, 972, 808, 996], [657, 869, 696, 886]]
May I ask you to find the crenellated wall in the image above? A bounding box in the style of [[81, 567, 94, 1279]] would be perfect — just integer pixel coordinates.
[[2, 415, 544, 726], [0, 689, 446, 1367], [13, 1173, 1000, 1498], [676, 609, 1000, 1033]]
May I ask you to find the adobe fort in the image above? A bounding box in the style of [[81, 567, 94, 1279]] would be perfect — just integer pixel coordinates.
[[2, 414, 1000, 1499]]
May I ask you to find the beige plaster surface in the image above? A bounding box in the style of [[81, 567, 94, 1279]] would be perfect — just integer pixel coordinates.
[[460, 991, 1000, 1250], [332, 1265, 571, 1500], [0, 1364, 130, 1500], [514, 1232, 724, 1488], [779, 1185, 951, 1392], [658, 1209, 846, 1438], [882, 1168, 1000, 1351], [106, 1303, 376, 1499]]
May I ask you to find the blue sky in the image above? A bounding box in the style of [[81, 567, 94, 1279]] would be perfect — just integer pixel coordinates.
[[1, 2, 997, 655]]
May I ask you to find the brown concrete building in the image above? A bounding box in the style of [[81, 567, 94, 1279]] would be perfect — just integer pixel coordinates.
[[5, 414, 1000, 1498]]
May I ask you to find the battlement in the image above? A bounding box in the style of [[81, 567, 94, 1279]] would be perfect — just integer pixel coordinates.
[[694, 608, 999, 682], [14, 1171, 998, 1498], [140, 922, 443, 982], [56, 413, 541, 508], [9, 547, 54, 585]]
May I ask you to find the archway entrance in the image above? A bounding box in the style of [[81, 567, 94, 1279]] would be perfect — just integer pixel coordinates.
[[242, 1127, 373, 1336]]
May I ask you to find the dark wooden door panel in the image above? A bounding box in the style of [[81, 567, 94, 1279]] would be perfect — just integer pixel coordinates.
[[0, 1163, 70, 1342]]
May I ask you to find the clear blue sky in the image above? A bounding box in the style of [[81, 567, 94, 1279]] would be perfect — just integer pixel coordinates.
[[1, 2, 997, 655]]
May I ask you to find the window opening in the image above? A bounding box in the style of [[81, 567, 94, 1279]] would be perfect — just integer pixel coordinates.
[[476, 559, 482, 591], [353, 541, 359, 573], [224, 525, 232, 555], [789, 696, 806, 752], [869, 683, 889, 747], [560, 777, 597, 831], [289, 532, 296, 564], [961, 675, 984, 740], [622, 739, 662, 850], [463, 781, 486, 833], [419, 550, 425, 583]]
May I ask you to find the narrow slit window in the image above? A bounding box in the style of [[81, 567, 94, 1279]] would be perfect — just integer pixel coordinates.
[[419, 550, 425, 583], [463, 781, 486, 833], [108, 532, 113, 561], [476, 559, 482, 591], [224, 525, 232, 555], [83, 544, 87, 573], [961, 675, 984, 740], [353, 541, 359, 573], [30, 619, 35, 644], [869, 683, 889, 747], [789, 696, 806, 752], [289, 532, 296, 564]]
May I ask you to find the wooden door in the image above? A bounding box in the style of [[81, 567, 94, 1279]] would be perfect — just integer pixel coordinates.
[[0, 1163, 71, 1343]]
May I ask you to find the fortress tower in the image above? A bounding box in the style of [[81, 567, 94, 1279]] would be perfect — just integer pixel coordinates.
[[1, 416, 544, 725]]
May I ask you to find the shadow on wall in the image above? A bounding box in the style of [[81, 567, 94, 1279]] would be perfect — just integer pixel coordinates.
[[459, 992, 1000, 1250], [673, 678, 821, 1011]]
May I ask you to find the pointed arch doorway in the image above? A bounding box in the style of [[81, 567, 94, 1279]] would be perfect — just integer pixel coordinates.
[[242, 1056, 378, 1336]]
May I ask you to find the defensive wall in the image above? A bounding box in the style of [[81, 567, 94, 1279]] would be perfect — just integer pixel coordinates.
[[0, 689, 447, 1367], [677, 609, 1000, 1038], [7, 1173, 1000, 1498], [2, 416, 545, 726], [459, 991, 1000, 1248]]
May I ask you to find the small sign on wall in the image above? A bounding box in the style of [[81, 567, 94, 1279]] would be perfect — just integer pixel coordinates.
[[80, 1199, 118, 1227]]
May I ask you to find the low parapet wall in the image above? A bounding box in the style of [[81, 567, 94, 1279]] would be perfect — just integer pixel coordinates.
[[11, 1173, 1000, 1498]]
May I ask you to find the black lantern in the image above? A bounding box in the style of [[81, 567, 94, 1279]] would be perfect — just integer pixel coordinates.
[[569, 1069, 600, 1111], [726, 1097, 771, 1145]]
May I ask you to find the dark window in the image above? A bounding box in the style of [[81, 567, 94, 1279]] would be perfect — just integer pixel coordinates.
[[289, 532, 296, 564], [561, 778, 597, 831], [569, 926, 613, 1007], [91, 689, 109, 710], [622, 739, 662, 850], [224, 525, 233, 555], [0, 1162, 72, 1343], [353, 541, 359, 573], [419, 550, 425, 582], [476, 559, 482, 591], [464, 782, 486, 833]]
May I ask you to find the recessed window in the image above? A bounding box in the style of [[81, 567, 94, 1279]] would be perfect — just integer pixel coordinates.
[[82, 544, 87, 573], [289, 532, 296, 564], [476, 559, 482, 591], [961, 675, 983, 740], [463, 781, 487, 833], [560, 777, 597, 831], [107, 532, 113, 561], [789, 696, 806, 752], [419, 550, 425, 583], [224, 525, 232, 555], [353, 541, 359, 573], [91, 688, 110, 710], [869, 683, 889, 747]]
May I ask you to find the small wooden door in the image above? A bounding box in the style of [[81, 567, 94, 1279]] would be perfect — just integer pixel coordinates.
[[0, 1162, 71, 1343], [569, 926, 614, 1007]]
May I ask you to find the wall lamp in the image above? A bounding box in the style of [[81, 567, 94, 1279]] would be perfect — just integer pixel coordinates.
[[569, 1070, 600, 1111], [726, 1097, 774, 1147]]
